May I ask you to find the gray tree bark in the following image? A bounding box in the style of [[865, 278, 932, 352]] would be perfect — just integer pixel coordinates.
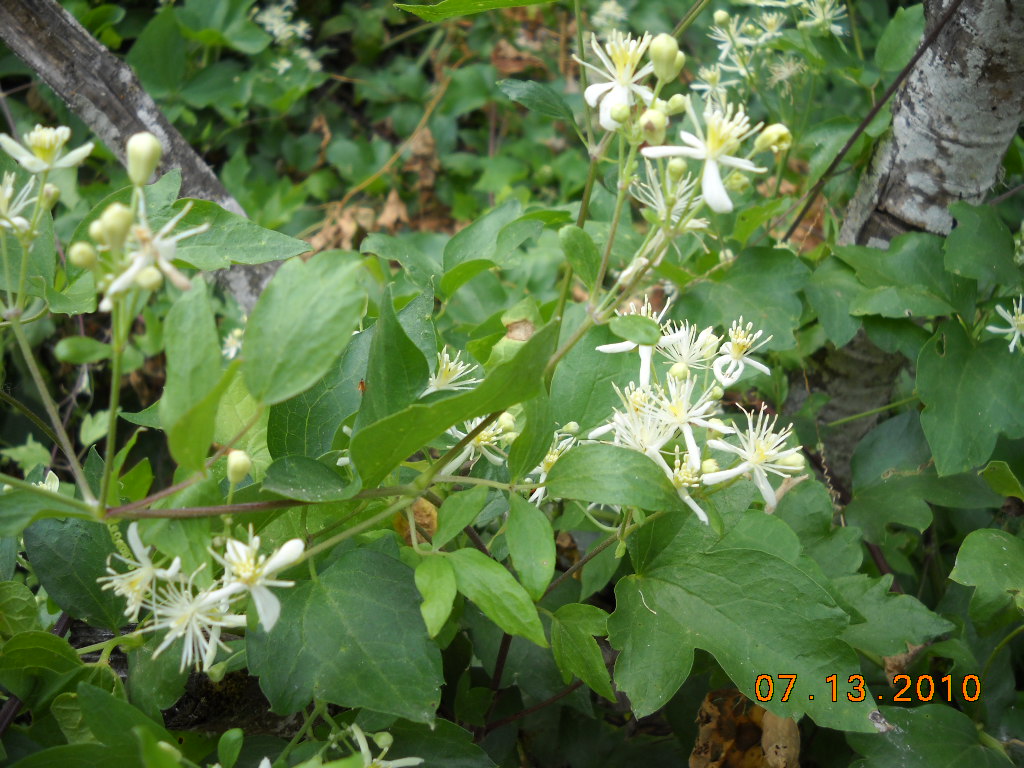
[[808, 0, 1024, 491], [0, 0, 280, 311]]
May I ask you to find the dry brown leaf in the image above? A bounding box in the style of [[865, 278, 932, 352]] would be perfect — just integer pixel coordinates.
[[883, 642, 926, 684], [690, 689, 799, 768], [377, 188, 410, 232], [310, 203, 376, 252], [394, 497, 438, 545], [491, 38, 546, 76], [403, 126, 440, 191]]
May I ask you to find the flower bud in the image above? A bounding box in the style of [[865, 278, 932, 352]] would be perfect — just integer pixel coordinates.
[[372, 732, 394, 751], [126, 132, 163, 186], [41, 183, 60, 210], [669, 361, 691, 379], [713, 10, 730, 25], [135, 265, 163, 291], [777, 452, 806, 471], [701, 458, 720, 474], [68, 241, 97, 268], [227, 450, 252, 485], [562, 421, 580, 435], [667, 157, 688, 183], [709, 385, 724, 400], [649, 33, 683, 82], [498, 412, 516, 432], [665, 93, 688, 115], [100, 202, 134, 252], [754, 123, 792, 154], [724, 173, 750, 193], [609, 102, 631, 124], [88, 218, 106, 244], [639, 108, 668, 145]]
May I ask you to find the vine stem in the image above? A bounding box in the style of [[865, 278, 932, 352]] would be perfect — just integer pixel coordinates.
[[483, 680, 585, 735], [300, 495, 416, 561], [825, 394, 918, 427], [9, 320, 96, 505], [982, 623, 1024, 685], [98, 301, 127, 511]]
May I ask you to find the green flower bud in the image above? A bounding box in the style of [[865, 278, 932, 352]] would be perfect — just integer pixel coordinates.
[[669, 361, 691, 379], [135, 265, 163, 291], [126, 132, 163, 186], [713, 10, 730, 25], [609, 102, 631, 124], [68, 241, 97, 268], [372, 732, 394, 750], [649, 33, 683, 82], [667, 157, 688, 183], [562, 421, 580, 435], [100, 202, 134, 252], [701, 458, 720, 474], [88, 218, 105, 244], [665, 93, 687, 116], [227, 449, 252, 485], [754, 123, 792, 154], [724, 173, 751, 193], [41, 183, 60, 210], [639, 108, 668, 145], [498, 412, 516, 432], [777, 452, 806, 471]]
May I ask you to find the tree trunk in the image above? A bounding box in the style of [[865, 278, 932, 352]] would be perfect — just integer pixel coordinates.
[[0, 0, 279, 311], [809, 0, 1024, 490]]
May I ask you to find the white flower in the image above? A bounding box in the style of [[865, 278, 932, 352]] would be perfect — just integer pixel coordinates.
[[146, 573, 246, 672], [442, 416, 509, 474], [270, 57, 293, 75], [643, 100, 766, 213], [99, 522, 182, 622], [798, 0, 846, 36], [596, 295, 673, 387], [690, 65, 740, 107], [658, 321, 721, 376], [0, 125, 93, 175], [212, 527, 304, 631], [588, 383, 674, 464], [0, 172, 35, 233], [640, 376, 729, 471], [702, 406, 802, 511], [631, 159, 707, 234], [421, 348, 482, 396], [712, 317, 772, 386], [99, 202, 209, 312], [222, 327, 245, 360], [574, 32, 655, 131], [296, 47, 322, 72], [35, 470, 60, 494], [662, 446, 709, 524], [527, 431, 577, 503], [986, 296, 1024, 353]]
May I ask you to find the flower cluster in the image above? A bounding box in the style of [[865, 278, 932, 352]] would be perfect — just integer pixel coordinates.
[[253, 0, 323, 73], [99, 521, 304, 672], [986, 296, 1024, 354]]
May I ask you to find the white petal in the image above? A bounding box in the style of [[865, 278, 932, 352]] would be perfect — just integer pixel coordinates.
[[712, 355, 742, 386], [263, 538, 305, 575], [53, 142, 94, 169], [681, 493, 709, 524], [252, 585, 282, 631], [0, 134, 45, 173], [751, 469, 778, 509], [637, 344, 654, 387], [641, 145, 701, 160], [584, 80, 616, 107], [596, 340, 638, 353], [701, 159, 733, 213], [702, 462, 751, 485], [746, 359, 771, 377], [717, 155, 766, 173]]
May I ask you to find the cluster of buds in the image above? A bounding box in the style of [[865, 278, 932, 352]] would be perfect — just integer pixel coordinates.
[[66, 132, 209, 312]]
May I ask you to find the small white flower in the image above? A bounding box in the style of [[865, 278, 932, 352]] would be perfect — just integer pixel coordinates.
[[222, 327, 245, 360], [0, 172, 36, 233], [212, 527, 304, 631], [443, 416, 509, 474], [99, 522, 182, 622], [99, 202, 209, 312], [702, 406, 802, 511], [574, 31, 655, 131], [527, 430, 577, 503], [296, 47, 322, 72], [596, 295, 673, 387], [798, 0, 846, 36], [421, 348, 482, 396], [712, 317, 772, 386], [986, 296, 1024, 353], [631, 159, 707, 234], [270, 57, 293, 75], [34, 470, 60, 494], [588, 383, 674, 464], [146, 573, 246, 672], [658, 321, 721, 376], [643, 100, 766, 214], [0, 125, 93, 175], [662, 446, 709, 524], [690, 65, 741, 107], [640, 376, 729, 472]]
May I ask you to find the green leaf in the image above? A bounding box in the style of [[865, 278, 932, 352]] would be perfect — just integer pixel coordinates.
[[396, 0, 556, 22], [3, 743, 119, 766], [0, 487, 93, 538], [608, 519, 875, 731], [835, 233, 972, 318], [949, 529, 1024, 625], [874, 4, 924, 72], [434, 485, 488, 549], [980, 461, 1024, 500], [23, 518, 125, 630], [0, 630, 85, 710], [361, 233, 442, 291], [673, 248, 809, 349], [775, 480, 863, 578], [506, 392, 553, 483], [836, 574, 954, 656], [385, 719, 497, 768], [262, 455, 355, 502], [498, 79, 576, 124], [54, 336, 111, 364], [415, 555, 457, 637], [506, 494, 556, 601], [176, 0, 271, 54], [355, 286, 429, 430], [217, 729, 244, 768], [945, 202, 1019, 284], [448, 548, 547, 647], [159, 280, 223, 471], [126, 635, 189, 722], [918, 322, 1024, 475], [551, 603, 615, 701], [243, 253, 366, 405], [214, 375, 270, 481], [126, 7, 185, 99], [247, 549, 442, 721], [609, 314, 661, 346], [805, 257, 862, 346], [545, 443, 690, 514], [557, 224, 600, 294], [78, 682, 174, 752], [848, 705, 1012, 767], [0, 580, 41, 639], [350, 322, 557, 487]]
